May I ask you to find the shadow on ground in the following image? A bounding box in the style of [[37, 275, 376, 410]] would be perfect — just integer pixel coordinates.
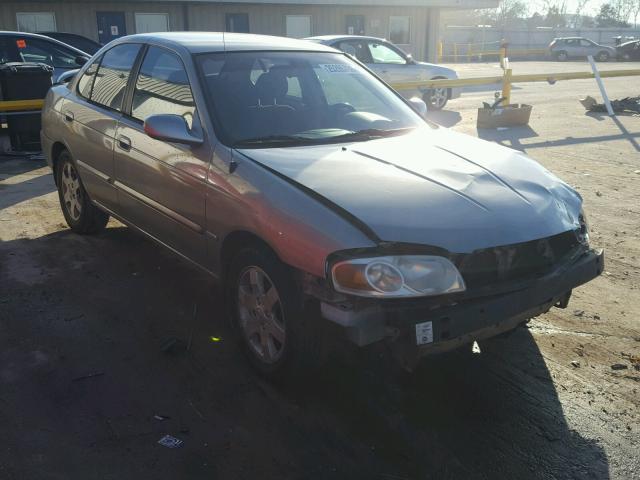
[[0, 225, 610, 479]]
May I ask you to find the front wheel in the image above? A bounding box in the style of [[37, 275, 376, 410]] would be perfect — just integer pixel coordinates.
[[55, 150, 109, 234], [424, 86, 449, 110], [596, 51, 610, 62], [555, 51, 568, 61], [227, 246, 323, 379]]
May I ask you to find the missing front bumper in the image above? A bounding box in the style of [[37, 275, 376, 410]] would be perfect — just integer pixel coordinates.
[[321, 248, 604, 368]]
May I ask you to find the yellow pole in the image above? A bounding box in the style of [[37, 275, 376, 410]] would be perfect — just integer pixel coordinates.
[[502, 68, 513, 105], [437, 41, 443, 63], [499, 47, 506, 69]]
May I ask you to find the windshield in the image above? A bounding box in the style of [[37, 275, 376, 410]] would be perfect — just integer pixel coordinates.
[[196, 51, 424, 147]]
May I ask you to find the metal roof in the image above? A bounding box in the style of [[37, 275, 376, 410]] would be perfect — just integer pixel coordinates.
[[114, 32, 338, 54]]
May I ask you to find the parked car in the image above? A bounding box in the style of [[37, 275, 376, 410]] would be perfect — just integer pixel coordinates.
[[41, 32, 603, 377], [549, 37, 615, 62], [37, 31, 102, 55], [307, 35, 460, 110], [616, 40, 640, 61], [0, 31, 90, 82]]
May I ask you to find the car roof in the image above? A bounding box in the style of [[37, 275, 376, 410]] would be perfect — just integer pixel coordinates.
[[306, 34, 388, 44], [112, 32, 337, 54], [0, 31, 89, 55]]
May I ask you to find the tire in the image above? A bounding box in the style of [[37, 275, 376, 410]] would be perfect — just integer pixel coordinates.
[[227, 246, 323, 379], [555, 51, 568, 61], [424, 85, 449, 111], [621, 53, 631, 61], [55, 150, 109, 234], [596, 51, 610, 62]]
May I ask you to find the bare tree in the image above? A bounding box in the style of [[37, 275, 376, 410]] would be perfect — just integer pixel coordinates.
[[571, 0, 591, 27], [633, 0, 640, 27]]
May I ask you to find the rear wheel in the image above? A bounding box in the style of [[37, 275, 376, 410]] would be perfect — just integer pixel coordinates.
[[55, 150, 109, 234], [596, 51, 610, 62], [424, 86, 449, 110], [555, 51, 568, 61]]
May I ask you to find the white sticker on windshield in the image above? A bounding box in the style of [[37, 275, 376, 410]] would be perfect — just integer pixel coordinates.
[[320, 63, 356, 74]]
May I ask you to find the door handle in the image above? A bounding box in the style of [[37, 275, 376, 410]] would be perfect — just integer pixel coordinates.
[[117, 135, 131, 151], [64, 111, 74, 122]]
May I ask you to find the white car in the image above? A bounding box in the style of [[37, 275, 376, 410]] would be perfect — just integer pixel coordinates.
[[307, 35, 460, 110]]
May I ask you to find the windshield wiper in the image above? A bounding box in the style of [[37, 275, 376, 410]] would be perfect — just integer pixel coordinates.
[[233, 127, 415, 148], [232, 135, 318, 148], [330, 127, 416, 141]]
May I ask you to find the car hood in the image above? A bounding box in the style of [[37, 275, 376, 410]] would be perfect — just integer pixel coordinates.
[[237, 127, 582, 253]]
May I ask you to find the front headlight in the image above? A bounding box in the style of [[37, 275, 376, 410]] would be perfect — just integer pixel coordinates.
[[578, 209, 590, 244], [331, 255, 466, 298]]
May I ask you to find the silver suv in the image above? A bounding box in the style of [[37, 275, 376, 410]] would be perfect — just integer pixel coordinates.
[[41, 33, 603, 378], [549, 37, 615, 62]]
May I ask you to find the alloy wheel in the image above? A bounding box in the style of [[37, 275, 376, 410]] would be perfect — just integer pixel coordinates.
[[237, 266, 286, 364], [61, 162, 83, 221], [430, 87, 448, 109]]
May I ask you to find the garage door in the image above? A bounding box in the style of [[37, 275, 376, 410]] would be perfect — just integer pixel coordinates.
[[135, 13, 169, 34]]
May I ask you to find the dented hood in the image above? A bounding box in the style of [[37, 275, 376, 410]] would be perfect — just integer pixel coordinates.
[[237, 127, 582, 253]]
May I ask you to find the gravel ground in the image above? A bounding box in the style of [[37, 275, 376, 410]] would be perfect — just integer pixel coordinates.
[[1, 61, 639, 479]]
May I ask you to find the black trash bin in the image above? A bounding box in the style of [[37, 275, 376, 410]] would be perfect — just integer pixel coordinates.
[[0, 62, 53, 151]]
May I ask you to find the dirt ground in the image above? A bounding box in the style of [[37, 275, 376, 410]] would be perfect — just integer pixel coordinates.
[[1, 61, 639, 479]]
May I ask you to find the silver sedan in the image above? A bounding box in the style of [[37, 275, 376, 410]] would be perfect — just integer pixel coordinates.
[[307, 35, 461, 110], [41, 32, 603, 378]]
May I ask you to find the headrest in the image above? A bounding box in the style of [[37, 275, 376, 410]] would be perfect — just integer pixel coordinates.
[[254, 69, 288, 105]]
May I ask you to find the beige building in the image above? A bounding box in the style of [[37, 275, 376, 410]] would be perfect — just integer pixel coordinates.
[[1, 0, 497, 62]]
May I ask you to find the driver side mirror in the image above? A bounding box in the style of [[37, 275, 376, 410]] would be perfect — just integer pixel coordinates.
[[408, 97, 428, 118], [144, 114, 203, 146]]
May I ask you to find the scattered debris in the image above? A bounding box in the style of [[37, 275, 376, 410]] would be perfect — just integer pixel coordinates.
[[571, 360, 581, 368], [596, 191, 603, 197], [72, 371, 105, 382], [573, 310, 585, 317], [472, 341, 481, 354], [611, 363, 628, 371], [158, 435, 183, 448], [580, 95, 640, 114], [154, 415, 170, 421], [630, 356, 640, 371]]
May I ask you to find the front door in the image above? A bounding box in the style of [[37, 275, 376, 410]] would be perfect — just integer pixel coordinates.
[[345, 15, 365, 36], [114, 45, 209, 264], [365, 40, 409, 84], [96, 12, 126, 45]]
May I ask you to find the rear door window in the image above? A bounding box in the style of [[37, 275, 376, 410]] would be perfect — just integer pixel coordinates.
[[90, 43, 141, 111], [77, 56, 101, 99], [131, 46, 196, 128]]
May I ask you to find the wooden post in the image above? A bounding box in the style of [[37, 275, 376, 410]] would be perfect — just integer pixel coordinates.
[[502, 67, 512, 106]]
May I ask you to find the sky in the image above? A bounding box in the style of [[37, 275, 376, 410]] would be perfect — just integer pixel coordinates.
[[530, 0, 605, 17]]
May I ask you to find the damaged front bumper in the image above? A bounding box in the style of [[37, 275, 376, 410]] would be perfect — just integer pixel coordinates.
[[320, 247, 604, 370]]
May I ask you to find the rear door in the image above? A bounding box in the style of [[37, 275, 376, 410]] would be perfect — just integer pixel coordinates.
[[113, 45, 209, 264], [62, 43, 142, 212], [96, 12, 126, 45]]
